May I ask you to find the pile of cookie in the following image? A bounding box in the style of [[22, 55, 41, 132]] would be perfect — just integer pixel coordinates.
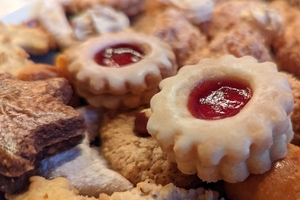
[[1, 0, 300, 199]]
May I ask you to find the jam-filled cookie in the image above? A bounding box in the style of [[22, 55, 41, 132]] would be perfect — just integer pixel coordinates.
[[63, 30, 177, 109], [147, 55, 294, 183]]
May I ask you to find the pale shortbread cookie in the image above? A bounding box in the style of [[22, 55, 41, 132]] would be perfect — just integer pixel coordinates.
[[38, 0, 78, 49], [147, 55, 294, 183], [99, 179, 223, 200], [151, 8, 208, 67], [5, 176, 98, 200], [0, 35, 33, 76], [72, 5, 130, 40], [0, 22, 54, 55], [39, 138, 133, 197], [64, 30, 177, 109], [159, 0, 214, 24], [100, 108, 203, 188]]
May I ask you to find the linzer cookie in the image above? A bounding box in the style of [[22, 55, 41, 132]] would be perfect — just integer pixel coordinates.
[[62, 30, 177, 109], [0, 73, 86, 194], [147, 55, 294, 183]]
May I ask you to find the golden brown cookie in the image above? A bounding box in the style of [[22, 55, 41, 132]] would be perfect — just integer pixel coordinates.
[[5, 176, 98, 200], [285, 72, 300, 146], [0, 35, 33, 76], [0, 22, 54, 55], [270, 1, 300, 78], [99, 108, 203, 188], [151, 8, 208, 67]]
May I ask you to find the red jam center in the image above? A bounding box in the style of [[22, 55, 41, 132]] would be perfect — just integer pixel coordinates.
[[187, 79, 252, 120], [94, 44, 145, 67]]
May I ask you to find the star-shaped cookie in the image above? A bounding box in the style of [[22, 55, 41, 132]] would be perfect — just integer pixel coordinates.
[[0, 73, 86, 193]]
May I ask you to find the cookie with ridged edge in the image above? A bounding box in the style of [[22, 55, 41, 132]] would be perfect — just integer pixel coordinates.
[[147, 55, 294, 183]]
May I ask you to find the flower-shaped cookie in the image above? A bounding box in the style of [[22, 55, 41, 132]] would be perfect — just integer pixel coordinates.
[[65, 30, 177, 109], [147, 55, 294, 183]]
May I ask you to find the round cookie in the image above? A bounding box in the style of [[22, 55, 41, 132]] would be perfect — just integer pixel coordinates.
[[99, 108, 203, 188]]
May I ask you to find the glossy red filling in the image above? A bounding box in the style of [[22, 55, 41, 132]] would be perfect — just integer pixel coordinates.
[[94, 44, 145, 67], [187, 79, 252, 120]]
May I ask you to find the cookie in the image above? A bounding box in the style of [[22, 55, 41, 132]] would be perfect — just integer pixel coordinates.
[[147, 55, 294, 183], [100, 108, 203, 188], [0, 73, 86, 193]]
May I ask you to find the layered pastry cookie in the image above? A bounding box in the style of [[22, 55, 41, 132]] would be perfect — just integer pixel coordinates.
[[147, 55, 294, 183], [100, 108, 203, 188], [62, 30, 177, 109], [0, 73, 86, 194]]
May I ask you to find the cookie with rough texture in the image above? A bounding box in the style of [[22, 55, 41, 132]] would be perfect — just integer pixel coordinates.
[[270, 1, 300, 78], [151, 8, 208, 67], [100, 108, 202, 188], [285, 72, 300, 146]]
